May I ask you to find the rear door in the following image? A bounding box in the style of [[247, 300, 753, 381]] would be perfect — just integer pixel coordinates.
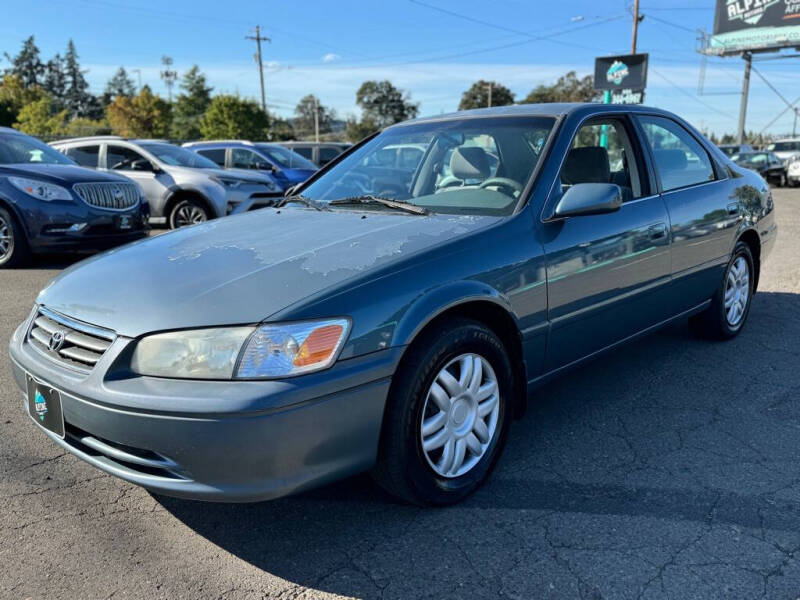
[[634, 115, 734, 311], [542, 115, 672, 370]]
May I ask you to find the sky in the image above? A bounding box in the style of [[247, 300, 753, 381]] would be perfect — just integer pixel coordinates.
[[2, 0, 799, 137]]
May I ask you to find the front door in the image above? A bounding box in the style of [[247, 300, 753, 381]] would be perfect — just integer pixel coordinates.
[[541, 116, 672, 371], [104, 144, 169, 215]]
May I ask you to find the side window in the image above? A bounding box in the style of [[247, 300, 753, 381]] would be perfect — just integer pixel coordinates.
[[292, 146, 313, 160], [106, 145, 146, 170], [319, 146, 340, 165], [66, 145, 100, 168], [638, 116, 715, 192], [231, 148, 261, 169], [197, 148, 225, 166], [559, 119, 642, 199]]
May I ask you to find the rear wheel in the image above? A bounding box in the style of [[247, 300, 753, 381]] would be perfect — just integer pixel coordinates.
[[372, 318, 513, 505], [689, 241, 754, 340], [168, 198, 210, 229], [0, 206, 29, 268]]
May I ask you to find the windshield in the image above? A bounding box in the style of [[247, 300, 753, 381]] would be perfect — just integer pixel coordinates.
[[255, 144, 318, 170], [768, 141, 800, 152], [0, 133, 75, 165], [300, 116, 555, 216], [139, 143, 218, 168]]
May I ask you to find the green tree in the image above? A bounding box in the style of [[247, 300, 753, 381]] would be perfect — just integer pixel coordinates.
[[0, 75, 45, 126], [63, 117, 111, 136], [14, 96, 67, 136], [106, 85, 171, 138], [355, 80, 418, 128], [293, 94, 334, 138], [170, 65, 212, 140], [524, 71, 600, 104], [63, 39, 102, 119], [458, 80, 514, 110], [102, 67, 136, 105], [346, 80, 418, 142], [43, 54, 67, 110], [3, 35, 44, 88], [268, 117, 295, 141], [199, 95, 269, 140]]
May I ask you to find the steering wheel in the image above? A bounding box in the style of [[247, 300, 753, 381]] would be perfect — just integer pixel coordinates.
[[479, 177, 523, 197]]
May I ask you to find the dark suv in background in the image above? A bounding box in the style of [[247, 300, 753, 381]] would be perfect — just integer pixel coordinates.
[[182, 140, 318, 192], [0, 128, 148, 268]]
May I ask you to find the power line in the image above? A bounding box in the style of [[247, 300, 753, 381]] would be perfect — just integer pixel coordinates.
[[650, 68, 735, 119], [751, 66, 795, 111]]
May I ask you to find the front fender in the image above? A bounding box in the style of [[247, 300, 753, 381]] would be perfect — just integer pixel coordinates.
[[162, 183, 227, 218], [392, 279, 517, 347]]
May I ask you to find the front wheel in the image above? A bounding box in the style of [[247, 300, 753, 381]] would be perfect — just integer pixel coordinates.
[[689, 241, 755, 339], [372, 318, 513, 505], [168, 198, 210, 229], [0, 206, 30, 268]]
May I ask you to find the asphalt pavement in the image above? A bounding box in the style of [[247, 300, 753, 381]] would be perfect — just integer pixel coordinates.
[[2, 188, 799, 600]]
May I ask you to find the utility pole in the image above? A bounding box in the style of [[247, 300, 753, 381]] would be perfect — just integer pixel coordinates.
[[313, 96, 320, 143], [486, 83, 493, 108], [631, 0, 642, 54], [160, 56, 177, 102], [793, 106, 798, 137], [246, 25, 271, 113], [132, 68, 142, 93], [738, 52, 752, 145]]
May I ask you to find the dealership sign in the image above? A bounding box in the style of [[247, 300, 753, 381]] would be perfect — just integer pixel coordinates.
[[709, 0, 800, 54], [594, 54, 648, 104]]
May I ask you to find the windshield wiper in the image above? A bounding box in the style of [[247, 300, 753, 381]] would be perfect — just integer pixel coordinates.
[[329, 195, 428, 215], [273, 194, 329, 211]]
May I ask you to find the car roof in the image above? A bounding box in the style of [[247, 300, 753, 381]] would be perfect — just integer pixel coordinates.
[[394, 102, 677, 127]]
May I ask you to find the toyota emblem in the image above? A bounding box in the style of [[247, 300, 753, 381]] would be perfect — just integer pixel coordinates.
[[48, 330, 66, 352]]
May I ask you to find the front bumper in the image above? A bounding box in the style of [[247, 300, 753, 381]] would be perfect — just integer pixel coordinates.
[[8, 317, 400, 502]]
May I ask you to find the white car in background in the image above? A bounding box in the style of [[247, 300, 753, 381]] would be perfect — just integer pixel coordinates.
[[52, 137, 280, 228], [767, 139, 800, 165]]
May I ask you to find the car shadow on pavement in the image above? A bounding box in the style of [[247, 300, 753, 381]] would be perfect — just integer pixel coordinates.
[[155, 290, 800, 599]]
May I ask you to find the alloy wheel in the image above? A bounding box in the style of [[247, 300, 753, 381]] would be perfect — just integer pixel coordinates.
[[420, 353, 500, 478], [0, 214, 12, 260], [173, 204, 208, 228], [725, 256, 750, 327]]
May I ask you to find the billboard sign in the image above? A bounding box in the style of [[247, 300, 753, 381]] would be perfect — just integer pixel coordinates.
[[594, 54, 649, 91], [709, 0, 800, 55]]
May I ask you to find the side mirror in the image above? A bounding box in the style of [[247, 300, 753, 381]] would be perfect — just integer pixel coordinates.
[[256, 161, 277, 172], [131, 159, 156, 172], [553, 183, 623, 218]]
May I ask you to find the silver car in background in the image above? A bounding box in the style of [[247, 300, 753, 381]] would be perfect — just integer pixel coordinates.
[[51, 137, 280, 228]]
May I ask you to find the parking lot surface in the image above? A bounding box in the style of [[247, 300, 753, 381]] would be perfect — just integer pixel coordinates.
[[2, 189, 799, 600]]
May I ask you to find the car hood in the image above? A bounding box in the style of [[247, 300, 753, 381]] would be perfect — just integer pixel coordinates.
[[0, 164, 131, 185], [38, 207, 496, 337], [199, 167, 275, 185]]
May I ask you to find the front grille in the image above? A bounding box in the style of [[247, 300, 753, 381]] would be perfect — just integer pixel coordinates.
[[27, 307, 115, 371], [73, 182, 139, 210]]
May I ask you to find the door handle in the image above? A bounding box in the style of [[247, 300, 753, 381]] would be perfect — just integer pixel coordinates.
[[648, 223, 667, 240], [727, 202, 740, 216]]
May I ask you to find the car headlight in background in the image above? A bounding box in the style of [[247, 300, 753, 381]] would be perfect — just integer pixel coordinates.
[[8, 177, 73, 201], [130, 318, 351, 380]]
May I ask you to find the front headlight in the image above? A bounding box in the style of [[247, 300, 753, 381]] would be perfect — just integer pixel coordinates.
[[237, 319, 350, 378], [8, 177, 72, 201], [130, 318, 350, 380]]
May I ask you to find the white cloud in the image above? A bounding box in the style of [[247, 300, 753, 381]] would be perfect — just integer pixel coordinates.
[[322, 53, 341, 63]]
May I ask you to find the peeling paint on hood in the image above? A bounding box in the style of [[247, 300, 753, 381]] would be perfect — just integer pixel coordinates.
[[38, 207, 496, 337]]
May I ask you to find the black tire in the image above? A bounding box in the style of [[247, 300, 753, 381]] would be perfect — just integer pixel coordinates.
[[0, 206, 30, 269], [689, 241, 755, 340], [168, 198, 210, 229], [372, 318, 513, 506]]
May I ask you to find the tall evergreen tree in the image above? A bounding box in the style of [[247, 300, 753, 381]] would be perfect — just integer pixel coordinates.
[[3, 36, 44, 88], [102, 67, 136, 105], [43, 53, 67, 109], [63, 39, 101, 119], [170, 65, 212, 140]]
